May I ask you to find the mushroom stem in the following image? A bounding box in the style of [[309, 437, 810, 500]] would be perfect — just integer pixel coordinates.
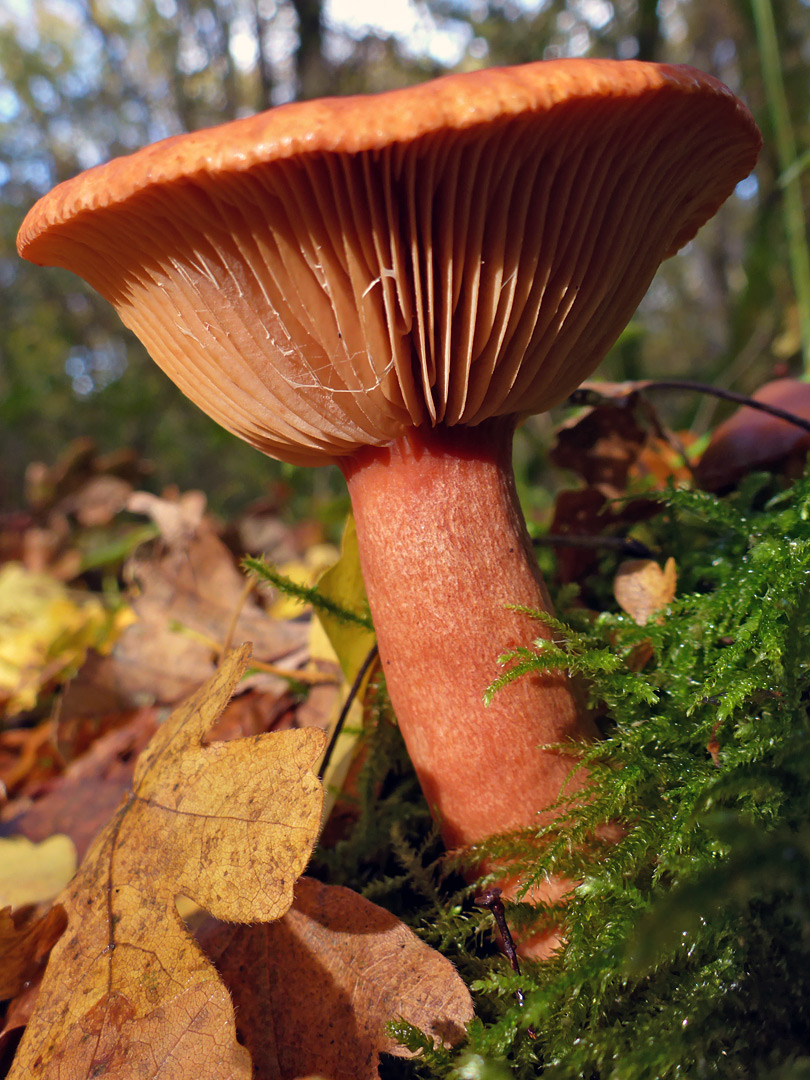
[[339, 419, 598, 858]]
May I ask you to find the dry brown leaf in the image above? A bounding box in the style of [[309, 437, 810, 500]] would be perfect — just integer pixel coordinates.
[[0, 720, 62, 799], [58, 474, 133, 527], [59, 524, 309, 713], [0, 969, 42, 1065], [614, 557, 678, 626], [126, 488, 207, 547], [551, 401, 647, 493], [1, 709, 161, 862], [696, 377, 810, 491], [8, 644, 325, 1080], [197, 877, 474, 1080], [0, 905, 67, 1000]]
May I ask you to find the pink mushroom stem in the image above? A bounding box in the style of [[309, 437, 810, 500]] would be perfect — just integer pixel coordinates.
[[339, 419, 598, 862]]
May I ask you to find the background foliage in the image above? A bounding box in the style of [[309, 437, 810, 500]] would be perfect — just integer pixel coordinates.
[[1, 0, 809, 512]]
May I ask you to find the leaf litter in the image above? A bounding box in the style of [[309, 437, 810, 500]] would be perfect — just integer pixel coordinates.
[[7, 645, 326, 1079]]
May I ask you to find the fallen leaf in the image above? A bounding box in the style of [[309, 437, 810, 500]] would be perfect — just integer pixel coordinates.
[[551, 401, 647, 493], [614, 557, 678, 626], [126, 488, 207, 547], [0, 905, 67, 1000], [1, 709, 161, 862], [7, 644, 325, 1080], [0, 970, 42, 1066], [308, 516, 377, 808], [696, 377, 810, 491], [0, 720, 62, 799], [0, 563, 130, 715], [311, 516, 375, 681], [0, 836, 77, 908], [197, 877, 474, 1080], [58, 474, 133, 527], [60, 524, 309, 713]]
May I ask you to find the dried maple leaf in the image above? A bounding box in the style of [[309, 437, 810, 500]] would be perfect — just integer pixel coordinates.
[[8, 644, 325, 1080], [197, 877, 474, 1080]]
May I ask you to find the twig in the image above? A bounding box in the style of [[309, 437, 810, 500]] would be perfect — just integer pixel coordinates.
[[222, 577, 255, 655], [571, 380, 810, 435], [475, 887, 537, 1039], [318, 642, 379, 782], [639, 380, 810, 434], [533, 534, 656, 559]]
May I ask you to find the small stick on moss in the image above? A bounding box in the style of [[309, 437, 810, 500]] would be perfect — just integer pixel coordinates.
[[475, 886, 537, 1039]]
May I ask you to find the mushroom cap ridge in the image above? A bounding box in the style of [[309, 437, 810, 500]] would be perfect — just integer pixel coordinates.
[[18, 59, 762, 466]]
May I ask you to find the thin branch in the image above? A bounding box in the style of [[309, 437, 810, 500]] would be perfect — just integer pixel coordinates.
[[318, 643, 379, 782], [533, 535, 656, 559]]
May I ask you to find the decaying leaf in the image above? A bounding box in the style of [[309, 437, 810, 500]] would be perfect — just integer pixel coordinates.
[[1, 709, 161, 862], [0, 836, 77, 909], [0, 905, 67, 1001], [197, 877, 474, 1080], [551, 401, 648, 494], [695, 377, 810, 491], [8, 645, 325, 1079], [126, 488, 207, 547], [61, 522, 309, 713], [614, 557, 678, 626]]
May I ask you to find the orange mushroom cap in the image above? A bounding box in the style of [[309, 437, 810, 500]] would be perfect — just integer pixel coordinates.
[[18, 60, 761, 465]]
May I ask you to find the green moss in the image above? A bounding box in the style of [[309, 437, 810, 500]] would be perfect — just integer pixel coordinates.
[[317, 469, 810, 1077]]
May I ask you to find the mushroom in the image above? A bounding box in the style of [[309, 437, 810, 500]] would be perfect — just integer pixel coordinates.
[[18, 60, 761, 946]]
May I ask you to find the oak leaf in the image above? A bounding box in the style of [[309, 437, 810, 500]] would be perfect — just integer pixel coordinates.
[[8, 644, 325, 1079], [197, 877, 474, 1080]]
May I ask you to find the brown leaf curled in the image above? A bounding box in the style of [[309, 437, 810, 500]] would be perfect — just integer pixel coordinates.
[[614, 557, 677, 626], [8, 644, 325, 1079]]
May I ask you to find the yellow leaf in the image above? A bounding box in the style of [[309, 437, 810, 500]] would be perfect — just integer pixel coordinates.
[[311, 516, 375, 679], [268, 543, 340, 619], [308, 517, 377, 806], [0, 835, 77, 908], [0, 563, 132, 714]]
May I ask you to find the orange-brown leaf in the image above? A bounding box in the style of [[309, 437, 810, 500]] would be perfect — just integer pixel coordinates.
[[8, 644, 325, 1080], [198, 878, 474, 1080], [614, 557, 677, 626], [0, 905, 67, 1001]]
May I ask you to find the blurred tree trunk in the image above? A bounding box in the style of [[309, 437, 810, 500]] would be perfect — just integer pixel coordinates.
[[636, 0, 662, 61], [291, 0, 332, 98]]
